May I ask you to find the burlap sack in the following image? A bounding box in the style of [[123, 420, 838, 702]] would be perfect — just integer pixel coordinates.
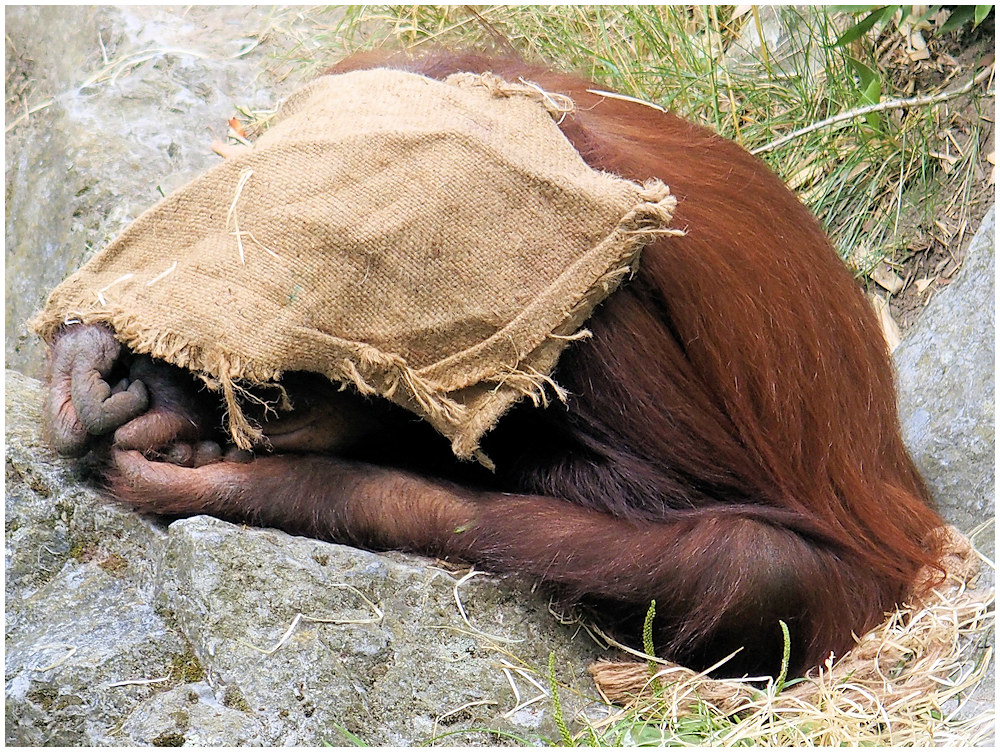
[[32, 68, 677, 462]]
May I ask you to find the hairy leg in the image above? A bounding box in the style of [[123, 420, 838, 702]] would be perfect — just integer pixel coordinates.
[[108, 449, 867, 676]]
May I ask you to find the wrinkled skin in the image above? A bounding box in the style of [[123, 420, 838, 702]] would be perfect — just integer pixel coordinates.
[[45, 323, 384, 465], [46, 324, 149, 456]]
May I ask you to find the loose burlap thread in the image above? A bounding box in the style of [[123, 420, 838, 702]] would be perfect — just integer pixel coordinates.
[[31, 69, 678, 461]]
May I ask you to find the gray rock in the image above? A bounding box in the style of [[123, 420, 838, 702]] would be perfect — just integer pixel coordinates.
[[5, 5, 319, 378], [5, 371, 184, 746], [893, 208, 995, 735], [723, 6, 831, 79], [894, 207, 995, 558], [5, 371, 600, 746]]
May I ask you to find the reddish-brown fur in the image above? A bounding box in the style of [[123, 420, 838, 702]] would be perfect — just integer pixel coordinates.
[[68, 51, 944, 678]]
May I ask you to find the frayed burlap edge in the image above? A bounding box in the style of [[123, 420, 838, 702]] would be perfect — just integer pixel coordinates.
[[445, 71, 576, 120], [587, 526, 993, 742], [437, 180, 679, 463], [29, 180, 678, 460]]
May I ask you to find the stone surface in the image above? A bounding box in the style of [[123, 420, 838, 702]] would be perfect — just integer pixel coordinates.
[[5, 5, 319, 377], [894, 207, 995, 560], [5, 371, 600, 746], [893, 208, 995, 733]]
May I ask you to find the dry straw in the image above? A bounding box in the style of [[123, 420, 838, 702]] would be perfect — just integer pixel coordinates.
[[588, 526, 994, 745]]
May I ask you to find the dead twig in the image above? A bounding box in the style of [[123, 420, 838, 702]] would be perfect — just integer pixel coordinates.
[[753, 65, 995, 155]]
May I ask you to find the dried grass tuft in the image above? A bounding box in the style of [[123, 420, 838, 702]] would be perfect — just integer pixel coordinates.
[[589, 526, 994, 746]]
